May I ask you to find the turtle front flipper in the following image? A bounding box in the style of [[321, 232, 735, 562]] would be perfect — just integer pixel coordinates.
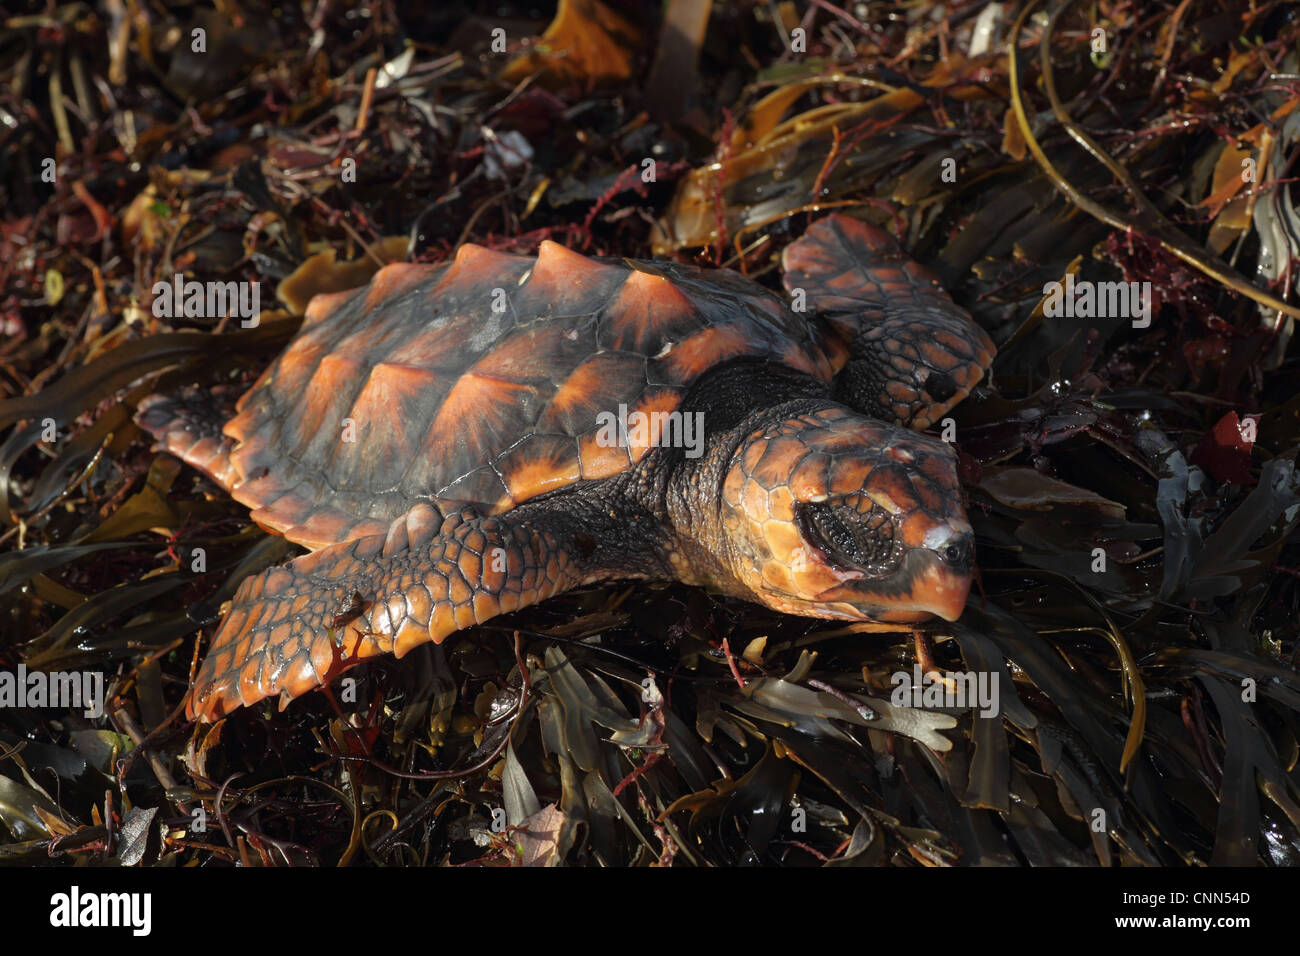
[[783, 214, 995, 430], [186, 503, 595, 720]]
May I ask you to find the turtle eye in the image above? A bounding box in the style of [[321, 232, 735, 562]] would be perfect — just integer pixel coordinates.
[[795, 501, 898, 575], [940, 537, 972, 569], [923, 370, 958, 402]]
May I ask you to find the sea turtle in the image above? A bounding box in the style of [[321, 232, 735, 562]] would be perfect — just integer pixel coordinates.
[[136, 214, 994, 721]]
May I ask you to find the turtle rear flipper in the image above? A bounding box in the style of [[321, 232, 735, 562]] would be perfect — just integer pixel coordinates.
[[136, 386, 242, 492], [783, 214, 995, 430], [186, 505, 588, 721]]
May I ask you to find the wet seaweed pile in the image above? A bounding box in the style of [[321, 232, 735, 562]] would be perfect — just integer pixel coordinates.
[[1, 1, 1298, 866]]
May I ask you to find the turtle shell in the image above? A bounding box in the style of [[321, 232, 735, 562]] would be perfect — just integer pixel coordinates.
[[221, 241, 841, 549]]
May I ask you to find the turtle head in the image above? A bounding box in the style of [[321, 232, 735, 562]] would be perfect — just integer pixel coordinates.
[[719, 405, 974, 623]]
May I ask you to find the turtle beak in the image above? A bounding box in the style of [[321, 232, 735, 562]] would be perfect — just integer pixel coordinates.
[[914, 528, 974, 621], [912, 559, 972, 621], [820, 540, 974, 623], [841, 528, 973, 622]]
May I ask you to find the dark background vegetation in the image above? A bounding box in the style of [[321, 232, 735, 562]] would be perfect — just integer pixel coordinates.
[[1, 0, 1299, 866]]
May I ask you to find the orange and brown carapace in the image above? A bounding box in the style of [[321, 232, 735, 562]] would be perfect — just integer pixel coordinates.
[[136, 214, 995, 721]]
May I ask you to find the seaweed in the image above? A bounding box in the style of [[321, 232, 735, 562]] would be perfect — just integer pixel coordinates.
[[0, 0, 1297, 868]]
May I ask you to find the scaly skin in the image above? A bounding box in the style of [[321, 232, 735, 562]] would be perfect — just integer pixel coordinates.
[[138, 214, 996, 721], [187, 395, 972, 720], [188, 504, 592, 719], [782, 215, 996, 429], [715, 403, 972, 623]]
